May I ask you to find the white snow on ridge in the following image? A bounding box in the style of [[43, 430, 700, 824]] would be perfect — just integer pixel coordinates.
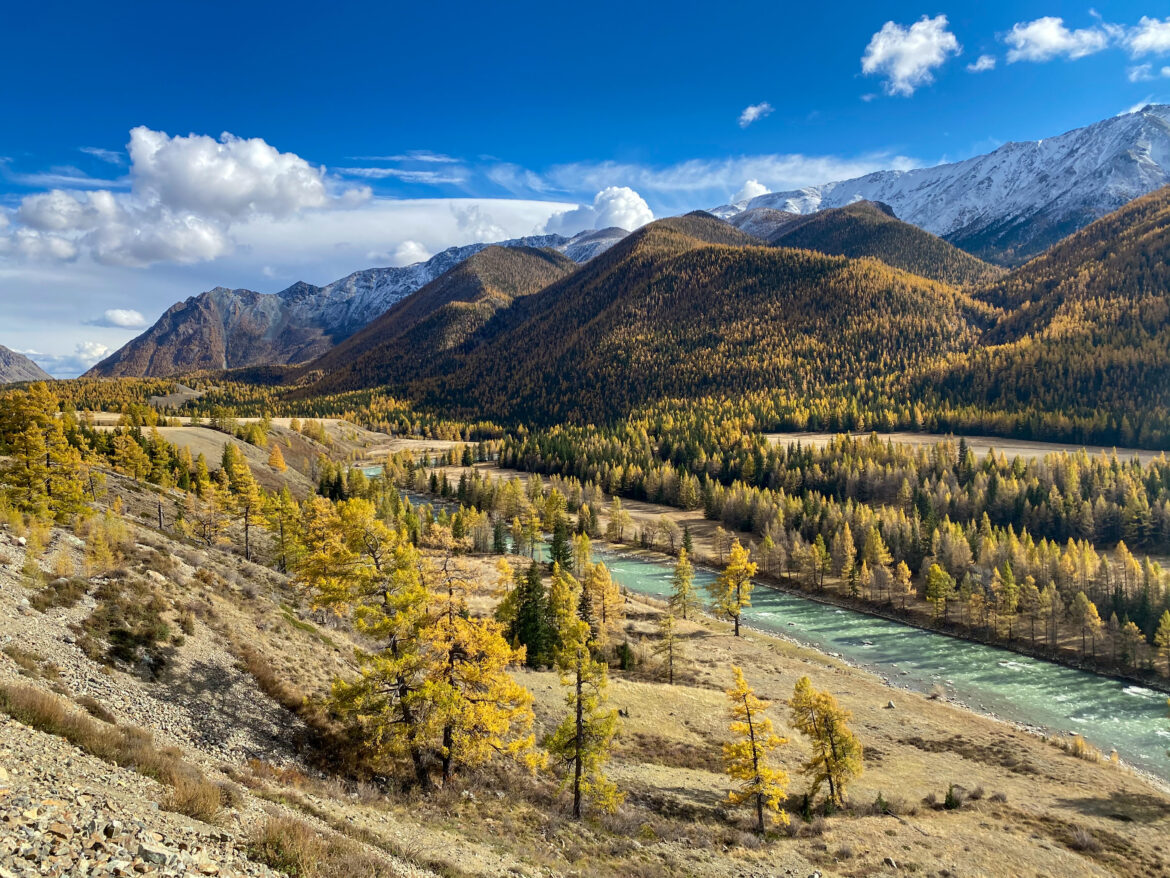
[[719, 104, 1170, 256]]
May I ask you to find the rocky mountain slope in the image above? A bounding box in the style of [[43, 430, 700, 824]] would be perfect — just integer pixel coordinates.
[[86, 229, 628, 379], [0, 346, 51, 384], [303, 245, 577, 393], [720, 104, 1170, 264]]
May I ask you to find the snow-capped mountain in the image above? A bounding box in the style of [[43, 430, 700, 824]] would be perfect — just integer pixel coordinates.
[[719, 104, 1170, 263], [86, 228, 628, 378]]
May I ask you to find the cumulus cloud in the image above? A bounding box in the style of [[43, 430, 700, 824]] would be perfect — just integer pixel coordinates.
[[392, 240, 431, 265], [128, 127, 342, 220], [738, 102, 774, 128], [89, 308, 147, 328], [543, 187, 654, 235], [1126, 16, 1170, 56], [1, 127, 370, 268], [861, 15, 961, 96], [734, 180, 770, 203], [1005, 17, 1109, 62], [967, 54, 997, 72], [18, 342, 110, 378]]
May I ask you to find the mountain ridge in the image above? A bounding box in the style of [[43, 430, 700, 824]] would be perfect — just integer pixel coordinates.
[[0, 346, 52, 384], [86, 228, 628, 379], [720, 104, 1170, 264]]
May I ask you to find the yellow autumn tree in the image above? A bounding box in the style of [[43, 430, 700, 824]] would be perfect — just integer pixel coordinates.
[[788, 676, 863, 808], [267, 443, 288, 472], [546, 597, 621, 818], [724, 666, 789, 833], [707, 540, 756, 636]]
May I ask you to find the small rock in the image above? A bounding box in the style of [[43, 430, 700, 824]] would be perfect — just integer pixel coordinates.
[[884, 856, 898, 869], [138, 842, 173, 865], [885, 700, 896, 709]]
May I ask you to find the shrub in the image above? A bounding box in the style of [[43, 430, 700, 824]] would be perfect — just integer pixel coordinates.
[[1069, 827, 1100, 853], [943, 784, 966, 810], [30, 577, 88, 612]]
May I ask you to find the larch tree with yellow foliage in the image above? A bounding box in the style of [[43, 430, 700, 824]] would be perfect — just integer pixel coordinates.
[[545, 612, 622, 819], [723, 666, 789, 834], [788, 676, 863, 808], [707, 540, 756, 636], [267, 443, 287, 472], [669, 547, 700, 620], [423, 525, 537, 781]]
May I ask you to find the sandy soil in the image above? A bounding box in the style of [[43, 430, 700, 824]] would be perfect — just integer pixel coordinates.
[[765, 431, 1168, 466]]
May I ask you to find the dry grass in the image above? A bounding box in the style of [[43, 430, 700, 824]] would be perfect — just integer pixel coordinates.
[[162, 774, 224, 824], [247, 815, 385, 878], [1052, 733, 1104, 763], [0, 683, 220, 822]]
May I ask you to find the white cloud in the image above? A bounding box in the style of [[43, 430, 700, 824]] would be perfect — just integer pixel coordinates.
[[97, 308, 147, 328], [2, 127, 371, 268], [543, 187, 654, 235], [19, 342, 110, 378], [1126, 16, 1170, 56], [738, 102, 774, 128], [1128, 63, 1154, 81], [392, 240, 431, 265], [79, 147, 125, 165], [349, 152, 460, 163], [127, 126, 346, 221], [336, 166, 467, 184], [733, 180, 770, 203], [861, 15, 961, 96], [1005, 17, 1109, 62], [967, 54, 997, 72]]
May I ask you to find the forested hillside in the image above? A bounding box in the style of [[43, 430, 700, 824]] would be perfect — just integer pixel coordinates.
[[923, 185, 1170, 448], [767, 201, 1005, 288], [304, 245, 576, 392], [356, 214, 994, 423]]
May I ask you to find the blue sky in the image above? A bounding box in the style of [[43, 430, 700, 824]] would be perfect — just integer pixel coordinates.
[[2, 2, 1169, 374]]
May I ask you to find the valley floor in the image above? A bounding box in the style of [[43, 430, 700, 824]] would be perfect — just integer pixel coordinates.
[[2, 469, 1167, 876]]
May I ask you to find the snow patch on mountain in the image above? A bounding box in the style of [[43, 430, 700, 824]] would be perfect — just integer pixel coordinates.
[[717, 104, 1170, 262]]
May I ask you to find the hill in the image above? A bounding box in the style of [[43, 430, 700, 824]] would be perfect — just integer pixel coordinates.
[[766, 201, 1005, 288], [357, 213, 992, 423], [0, 345, 51, 383], [303, 245, 577, 392], [927, 184, 1170, 446]]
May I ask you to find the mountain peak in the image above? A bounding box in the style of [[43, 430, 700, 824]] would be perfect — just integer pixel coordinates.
[[718, 109, 1170, 265]]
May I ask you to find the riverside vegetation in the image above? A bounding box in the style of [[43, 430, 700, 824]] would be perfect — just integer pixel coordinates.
[[3, 382, 1170, 875]]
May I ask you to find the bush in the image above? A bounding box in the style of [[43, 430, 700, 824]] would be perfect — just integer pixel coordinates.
[[30, 577, 88, 612], [944, 784, 967, 810], [1069, 827, 1100, 853]]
